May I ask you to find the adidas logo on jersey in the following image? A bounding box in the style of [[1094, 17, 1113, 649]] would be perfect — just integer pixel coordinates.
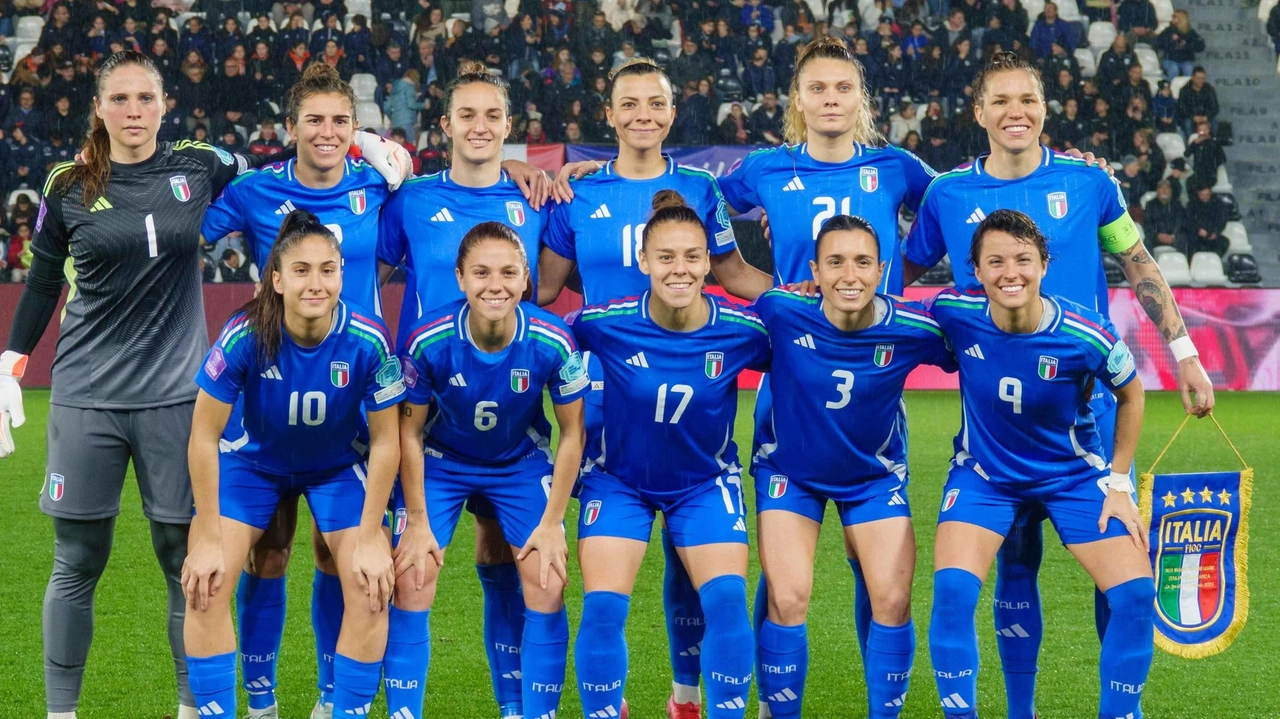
[[782, 177, 806, 191], [767, 689, 799, 703], [678, 641, 703, 657], [431, 208, 455, 222], [89, 196, 113, 212], [715, 697, 746, 710], [963, 344, 985, 359], [448, 373, 467, 387], [793, 334, 815, 349], [274, 200, 298, 215], [940, 693, 971, 710], [390, 708, 418, 719], [259, 365, 282, 380], [733, 517, 747, 532], [965, 208, 988, 224], [997, 623, 1031, 638], [197, 701, 227, 716], [625, 353, 649, 368], [588, 706, 621, 718], [590, 204, 612, 219], [888, 491, 906, 506]]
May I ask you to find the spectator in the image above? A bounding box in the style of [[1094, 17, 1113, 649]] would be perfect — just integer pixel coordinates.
[[10, 45, 50, 93], [218, 248, 253, 282], [941, 9, 972, 50], [157, 93, 185, 143], [149, 12, 179, 57], [674, 79, 712, 144], [388, 127, 420, 174], [215, 57, 257, 137], [718, 100, 751, 143], [1050, 96, 1087, 149], [506, 13, 542, 75], [1152, 79, 1177, 134], [249, 118, 285, 155], [579, 11, 619, 58], [614, 39, 639, 68], [1043, 39, 1082, 83], [276, 12, 310, 58], [309, 13, 344, 57], [774, 25, 803, 90], [780, 0, 816, 36], [5, 88, 42, 137], [742, 0, 774, 33], [1176, 66, 1219, 134], [909, 43, 944, 103], [880, 44, 908, 113], [749, 90, 784, 144], [743, 47, 777, 99], [218, 127, 248, 155], [247, 15, 277, 52], [564, 120, 585, 143], [943, 37, 978, 112], [670, 37, 715, 90], [215, 17, 246, 64], [983, 15, 1013, 57], [889, 101, 921, 145], [178, 62, 215, 128], [375, 42, 407, 98], [1116, 0, 1158, 48], [1096, 34, 1136, 96], [582, 46, 611, 83], [417, 127, 448, 174], [315, 38, 351, 80], [1116, 153, 1148, 212], [41, 95, 78, 141], [8, 193, 36, 233], [150, 37, 180, 86], [200, 252, 219, 283], [711, 19, 742, 77], [179, 16, 215, 65], [920, 111, 962, 171], [1078, 121, 1114, 158], [900, 20, 931, 63], [5, 223, 30, 283], [525, 114, 550, 144], [993, 0, 1029, 38], [45, 59, 90, 116], [112, 16, 145, 54], [1157, 10, 1204, 79], [626, 9, 671, 56], [40, 5, 79, 58], [1166, 157, 1191, 204], [901, 129, 922, 154], [7, 126, 45, 189], [1047, 67, 1082, 114], [555, 98, 590, 141], [381, 67, 421, 134], [1110, 63, 1152, 111], [1029, 1, 1076, 59], [1186, 118, 1226, 178], [1132, 128, 1165, 187], [86, 15, 112, 62], [1183, 181, 1229, 256], [1144, 179, 1185, 252]]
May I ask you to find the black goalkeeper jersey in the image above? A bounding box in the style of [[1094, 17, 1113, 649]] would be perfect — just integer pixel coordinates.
[[32, 141, 250, 410]]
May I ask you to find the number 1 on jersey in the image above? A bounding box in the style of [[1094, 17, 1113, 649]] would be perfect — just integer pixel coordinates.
[[622, 223, 646, 268], [145, 213, 158, 258]]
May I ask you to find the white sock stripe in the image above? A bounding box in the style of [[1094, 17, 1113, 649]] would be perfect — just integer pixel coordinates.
[[949, 693, 970, 709]]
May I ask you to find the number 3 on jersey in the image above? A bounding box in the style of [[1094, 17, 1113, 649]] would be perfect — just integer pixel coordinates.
[[826, 369, 855, 409]]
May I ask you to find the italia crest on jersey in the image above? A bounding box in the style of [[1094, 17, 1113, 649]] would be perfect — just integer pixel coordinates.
[[511, 369, 531, 393], [48, 473, 65, 501], [506, 201, 526, 227], [1038, 355, 1059, 380], [1047, 191, 1068, 219], [768, 475, 789, 499], [349, 189, 367, 215], [705, 352, 724, 379], [393, 508, 407, 535], [860, 167, 879, 192], [330, 361, 350, 388], [170, 175, 191, 202], [874, 343, 895, 367], [583, 500, 602, 526]]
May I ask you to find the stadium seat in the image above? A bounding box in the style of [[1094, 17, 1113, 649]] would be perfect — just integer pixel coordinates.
[[1153, 0, 1174, 24], [1171, 75, 1190, 99], [1056, 0, 1082, 22], [417, 130, 430, 148], [1140, 190, 1157, 209], [716, 75, 745, 102], [1219, 192, 1242, 221], [13, 41, 36, 61], [177, 12, 200, 29], [1155, 132, 1185, 159], [1088, 21, 1116, 52], [356, 101, 386, 131], [16, 16, 44, 42], [1226, 253, 1261, 283], [1075, 48, 1097, 77], [348, 0, 372, 15], [1023, 0, 1045, 28], [1144, 76, 1161, 95], [7, 189, 38, 210], [1135, 47, 1160, 73], [1151, 245, 1180, 259], [1134, 222, 1146, 244], [1156, 250, 1192, 286], [1223, 221, 1252, 254], [1212, 164, 1233, 194], [350, 73, 377, 101], [1189, 252, 1228, 286], [1259, 0, 1277, 24]]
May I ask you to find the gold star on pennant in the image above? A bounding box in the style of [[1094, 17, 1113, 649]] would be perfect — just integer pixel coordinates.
[[1200, 487, 1215, 503], [1162, 491, 1178, 508], [1218, 489, 1232, 506], [1181, 488, 1196, 504]]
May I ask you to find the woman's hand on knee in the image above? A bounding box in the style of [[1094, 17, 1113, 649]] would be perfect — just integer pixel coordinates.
[[182, 535, 226, 612], [518, 521, 569, 591], [350, 532, 395, 613], [393, 520, 444, 592]]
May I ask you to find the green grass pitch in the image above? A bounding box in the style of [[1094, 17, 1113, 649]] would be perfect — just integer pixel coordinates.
[[2, 390, 1277, 718]]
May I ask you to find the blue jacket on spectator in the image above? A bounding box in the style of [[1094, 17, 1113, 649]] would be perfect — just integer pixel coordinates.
[[344, 27, 373, 73], [180, 24, 216, 64], [310, 27, 344, 57], [1030, 14, 1076, 58], [741, 1, 774, 33], [382, 77, 423, 133], [743, 61, 777, 98]]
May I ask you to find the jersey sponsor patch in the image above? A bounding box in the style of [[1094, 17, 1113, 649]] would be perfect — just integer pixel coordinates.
[[559, 351, 587, 384], [376, 357, 402, 388], [331, 361, 350, 388], [506, 201, 526, 226], [170, 175, 191, 202], [48, 473, 64, 501], [400, 357, 419, 388], [374, 379, 405, 404], [204, 346, 227, 379]]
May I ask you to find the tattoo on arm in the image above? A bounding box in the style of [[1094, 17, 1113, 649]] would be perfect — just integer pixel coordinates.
[[1134, 277, 1188, 342]]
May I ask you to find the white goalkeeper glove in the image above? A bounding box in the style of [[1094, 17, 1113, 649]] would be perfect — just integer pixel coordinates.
[[0, 350, 28, 459], [352, 131, 414, 191]]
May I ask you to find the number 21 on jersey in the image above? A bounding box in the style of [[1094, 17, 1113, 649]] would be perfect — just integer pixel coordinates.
[[813, 197, 851, 239]]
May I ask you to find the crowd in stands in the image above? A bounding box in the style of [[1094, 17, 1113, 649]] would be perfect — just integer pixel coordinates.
[[0, 0, 1249, 282]]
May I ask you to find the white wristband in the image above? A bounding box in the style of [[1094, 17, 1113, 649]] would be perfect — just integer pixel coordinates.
[[1169, 336, 1198, 362], [1107, 471, 1135, 494]]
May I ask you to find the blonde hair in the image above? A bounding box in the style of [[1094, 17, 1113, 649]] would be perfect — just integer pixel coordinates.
[[783, 37, 882, 146]]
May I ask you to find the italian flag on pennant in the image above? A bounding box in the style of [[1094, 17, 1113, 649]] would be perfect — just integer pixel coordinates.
[[1159, 551, 1221, 628]]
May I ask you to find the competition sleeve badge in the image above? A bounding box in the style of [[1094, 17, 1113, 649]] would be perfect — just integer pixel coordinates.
[[1140, 415, 1253, 658]]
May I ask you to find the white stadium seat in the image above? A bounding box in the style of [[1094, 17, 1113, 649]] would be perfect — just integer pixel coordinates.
[[350, 73, 377, 101], [1088, 21, 1117, 52], [1056, 0, 1082, 22], [13, 41, 36, 61], [1139, 190, 1157, 209], [1135, 47, 1160, 74], [1156, 132, 1185, 159], [1023, 0, 1045, 28], [1223, 221, 1253, 254], [1153, 0, 1174, 24], [1189, 252, 1228, 286], [1151, 245, 1180, 259], [1259, 0, 1277, 24], [1075, 48, 1097, 77], [1212, 164, 1233, 194], [1134, 222, 1146, 243], [1157, 250, 1193, 286], [356, 101, 386, 131], [16, 16, 44, 42], [1171, 75, 1190, 99]]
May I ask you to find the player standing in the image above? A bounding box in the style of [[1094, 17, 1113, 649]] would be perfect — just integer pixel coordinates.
[[927, 210, 1154, 719], [376, 62, 550, 719], [751, 216, 955, 719], [389, 221, 587, 719], [183, 211, 404, 719], [570, 191, 770, 719], [901, 51, 1212, 719], [538, 59, 773, 719]]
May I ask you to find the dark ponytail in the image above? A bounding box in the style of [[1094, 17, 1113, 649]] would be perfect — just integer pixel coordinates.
[[242, 210, 342, 366], [640, 190, 705, 250]]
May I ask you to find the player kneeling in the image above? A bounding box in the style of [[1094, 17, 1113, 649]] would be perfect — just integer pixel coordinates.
[[182, 211, 405, 717], [928, 209, 1154, 719], [751, 216, 954, 718], [389, 221, 587, 719]]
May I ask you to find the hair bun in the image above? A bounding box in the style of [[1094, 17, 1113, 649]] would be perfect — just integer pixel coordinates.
[[457, 60, 490, 77], [651, 189, 689, 212]]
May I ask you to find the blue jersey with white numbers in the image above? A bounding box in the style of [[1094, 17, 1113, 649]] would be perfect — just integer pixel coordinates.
[[753, 289, 955, 491], [400, 300, 588, 469], [930, 289, 1137, 494], [572, 292, 770, 499], [544, 156, 739, 305], [195, 301, 406, 475], [379, 171, 546, 346], [719, 143, 935, 291], [202, 157, 391, 315], [903, 146, 1139, 315]]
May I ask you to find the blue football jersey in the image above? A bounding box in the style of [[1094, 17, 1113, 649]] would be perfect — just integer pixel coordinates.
[[544, 156, 739, 306], [930, 289, 1137, 494], [753, 289, 955, 491], [196, 301, 406, 475], [572, 292, 770, 499], [400, 300, 589, 468], [903, 146, 1140, 315], [379, 170, 546, 346], [719, 143, 935, 292], [202, 157, 391, 315]]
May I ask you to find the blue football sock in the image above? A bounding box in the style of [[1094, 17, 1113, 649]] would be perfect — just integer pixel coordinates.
[[699, 575, 753, 719], [383, 607, 429, 719], [1094, 585, 1112, 642], [848, 558, 872, 660], [663, 528, 706, 689], [994, 530, 1045, 719], [1099, 578, 1155, 719], [575, 591, 631, 719], [477, 563, 526, 716], [312, 569, 345, 704], [929, 568, 982, 719], [186, 652, 237, 719], [236, 572, 287, 711], [866, 620, 915, 718], [752, 574, 769, 690], [333, 654, 381, 717], [756, 619, 807, 719], [522, 607, 569, 718]]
